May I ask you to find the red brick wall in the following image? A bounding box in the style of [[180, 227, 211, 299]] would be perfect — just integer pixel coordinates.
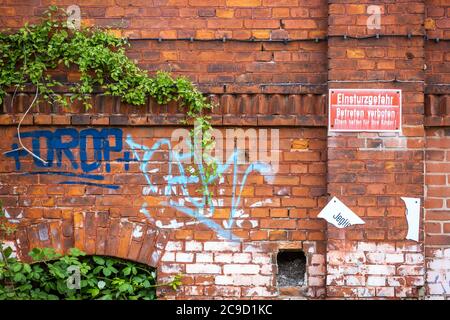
[[0, 0, 449, 300], [425, 128, 450, 299]]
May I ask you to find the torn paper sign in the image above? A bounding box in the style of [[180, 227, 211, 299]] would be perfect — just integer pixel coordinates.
[[401, 197, 421, 242], [318, 197, 365, 228]]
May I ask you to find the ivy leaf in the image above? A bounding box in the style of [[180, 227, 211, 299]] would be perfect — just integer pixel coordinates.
[[11, 263, 22, 272], [3, 246, 13, 258], [102, 268, 111, 277], [68, 248, 85, 257], [92, 256, 105, 265]]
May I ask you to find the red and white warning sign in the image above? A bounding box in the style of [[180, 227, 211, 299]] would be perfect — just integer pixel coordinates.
[[328, 89, 401, 132]]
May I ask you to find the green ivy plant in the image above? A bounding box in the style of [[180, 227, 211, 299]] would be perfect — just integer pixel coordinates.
[[0, 5, 217, 182], [0, 204, 182, 300], [0, 247, 182, 300]]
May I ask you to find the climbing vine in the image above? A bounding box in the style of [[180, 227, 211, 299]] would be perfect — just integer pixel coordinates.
[[0, 5, 217, 179]]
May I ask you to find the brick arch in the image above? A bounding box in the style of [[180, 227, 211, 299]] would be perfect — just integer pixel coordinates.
[[13, 212, 169, 267]]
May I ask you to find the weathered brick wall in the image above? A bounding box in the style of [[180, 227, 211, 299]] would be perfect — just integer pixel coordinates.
[[0, 0, 328, 86], [0, 117, 328, 299], [425, 128, 450, 299], [0, 0, 449, 300]]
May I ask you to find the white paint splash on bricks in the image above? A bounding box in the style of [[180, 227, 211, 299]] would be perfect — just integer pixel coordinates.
[[186, 263, 222, 274], [132, 225, 143, 239], [223, 264, 260, 275], [204, 241, 241, 252], [185, 240, 202, 251]]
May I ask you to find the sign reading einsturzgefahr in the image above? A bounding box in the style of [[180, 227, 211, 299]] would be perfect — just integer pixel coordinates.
[[329, 89, 402, 133]]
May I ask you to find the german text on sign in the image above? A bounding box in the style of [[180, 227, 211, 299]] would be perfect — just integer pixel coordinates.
[[329, 89, 402, 132]]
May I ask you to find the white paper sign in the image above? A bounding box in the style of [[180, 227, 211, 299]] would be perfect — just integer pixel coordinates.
[[401, 197, 421, 242], [318, 197, 365, 228]]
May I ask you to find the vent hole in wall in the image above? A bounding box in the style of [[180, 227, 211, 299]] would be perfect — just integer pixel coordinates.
[[277, 250, 306, 287]]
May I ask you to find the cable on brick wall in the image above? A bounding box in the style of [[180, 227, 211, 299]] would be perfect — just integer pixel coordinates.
[[127, 34, 449, 44]]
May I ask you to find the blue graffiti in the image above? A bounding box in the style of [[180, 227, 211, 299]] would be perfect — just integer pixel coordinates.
[[4, 128, 133, 189], [126, 135, 273, 241]]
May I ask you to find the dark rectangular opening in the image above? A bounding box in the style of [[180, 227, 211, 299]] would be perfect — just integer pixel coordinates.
[[276, 250, 306, 287]]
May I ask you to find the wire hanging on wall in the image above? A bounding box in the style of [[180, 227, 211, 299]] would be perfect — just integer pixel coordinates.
[[127, 34, 449, 44]]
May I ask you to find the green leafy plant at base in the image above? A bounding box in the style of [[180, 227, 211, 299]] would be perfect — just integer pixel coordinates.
[[0, 245, 182, 300], [0, 204, 181, 300], [0, 5, 218, 184]]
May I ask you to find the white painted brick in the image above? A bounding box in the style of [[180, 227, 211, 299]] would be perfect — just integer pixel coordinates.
[[385, 253, 404, 264], [395, 287, 413, 298], [232, 275, 272, 286], [426, 271, 441, 283], [165, 241, 183, 251], [260, 264, 274, 275], [327, 251, 345, 265], [430, 249, 443, 258], [213, 286, 241, 297], [184, 286, 204, 296], [405, 253, 423, 264], [367, 276, 386, 286], [196, 253, 213, 263], [252, 253, 271, 264], [376, 287, 395, 297], [345, 252, 366, 264], [343, 265, 363, 275], [204, 241, 240, 252], [243, 244, 264, 253], [357, 288, 375, 298], [346, 276, 365, 286], [367, 265, 395, 275], [251, 275, 273, 286], [376, 243, 396, 253], [215, 253, 233, 263], [224, 264, 260, 274], [243, 287, 276, 297], [397, 244, 421, 252], [387, 276, 403, 287], [409, 276, 425, 286], [161, 263, 183, 273], [233, 253, 251, 263], [161, 252, 175, 262], [327, 265, 341, 275], [326, 274, 345, 286], [428, 258, 448, 270], [428, 284, 445, 295], [443, 248, 450, 257], [186, 263, 221, 274], [176, 252, 194, 263], [366, 252, 385, 264], [397, 265, 424, 276], [185, 241, 202, 251], [231, 275, 253, 286], [357, 242, 377, 252], [215, 275, 233, 285]]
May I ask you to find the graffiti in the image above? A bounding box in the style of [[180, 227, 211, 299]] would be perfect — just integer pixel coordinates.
[[4, 128, 133, 189], [3, 127, 276, 240], [126, 135, 274, 241]]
